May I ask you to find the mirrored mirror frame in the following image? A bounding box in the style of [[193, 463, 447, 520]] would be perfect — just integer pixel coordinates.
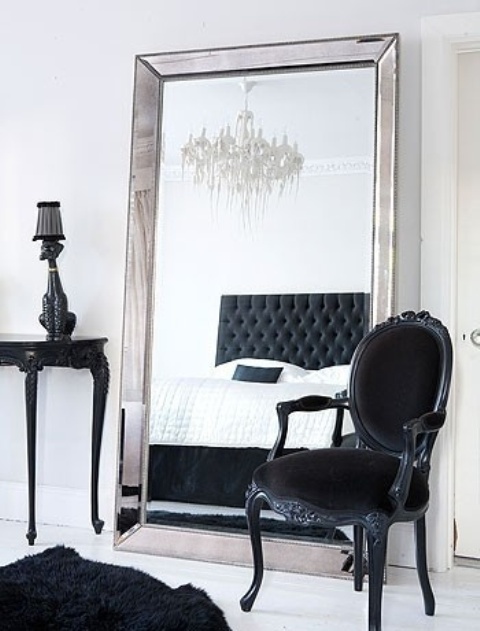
[[114, 33, 398, 576]]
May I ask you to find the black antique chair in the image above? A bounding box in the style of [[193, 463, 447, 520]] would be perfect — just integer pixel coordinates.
[[240, 311, 453, 631]]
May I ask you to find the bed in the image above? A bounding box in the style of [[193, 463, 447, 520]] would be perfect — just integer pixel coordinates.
[[146, 292, 369, 510]]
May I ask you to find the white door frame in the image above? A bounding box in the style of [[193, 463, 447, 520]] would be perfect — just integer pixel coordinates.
[[421, 13, 480, 572]]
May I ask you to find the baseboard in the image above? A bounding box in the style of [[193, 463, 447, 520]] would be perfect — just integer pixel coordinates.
[[455, 555, 480, 569], [0, 481, 113, 531]]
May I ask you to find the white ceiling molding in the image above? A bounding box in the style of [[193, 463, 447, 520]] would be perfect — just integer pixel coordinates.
[[160, 156, 373, 182]]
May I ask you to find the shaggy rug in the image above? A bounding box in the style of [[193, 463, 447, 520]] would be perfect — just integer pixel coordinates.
[[146, 509, 350, 542], [0, 546, 232, 631], [118, 507, 350, 542]]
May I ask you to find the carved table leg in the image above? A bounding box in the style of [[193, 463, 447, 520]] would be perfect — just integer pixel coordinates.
[[90, 352, 109, 534], [24, 367, 39, 545]]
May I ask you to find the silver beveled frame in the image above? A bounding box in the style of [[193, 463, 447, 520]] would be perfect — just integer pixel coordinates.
[[114, 34, 398, 576]]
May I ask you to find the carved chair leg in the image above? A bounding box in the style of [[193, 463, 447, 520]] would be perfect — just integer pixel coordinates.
[[353, 525, 365, 592], [366, 520, 388, 631], [415, 516, 435, 616], [240, 490, 265, 612]]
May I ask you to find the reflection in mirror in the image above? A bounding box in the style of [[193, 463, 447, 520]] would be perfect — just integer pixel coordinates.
[[154, 67, 374, 378], [115, 34, 397, 578]]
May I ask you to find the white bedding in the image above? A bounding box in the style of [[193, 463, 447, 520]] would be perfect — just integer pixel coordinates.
[[148, 376, 348, 450]]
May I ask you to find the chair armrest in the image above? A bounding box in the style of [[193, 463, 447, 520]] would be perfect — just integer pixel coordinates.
[[331, 391, 350, 447], [278, 395, 333, 414], [267, 395, 348, 461], [404, 410, 446, 434], [388, 410, 446, 505]]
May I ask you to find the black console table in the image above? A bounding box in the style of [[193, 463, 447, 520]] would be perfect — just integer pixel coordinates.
[[0, 335, 109, 545]]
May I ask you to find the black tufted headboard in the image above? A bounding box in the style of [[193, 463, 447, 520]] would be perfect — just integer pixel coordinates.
[[215, 293, 370, 370]]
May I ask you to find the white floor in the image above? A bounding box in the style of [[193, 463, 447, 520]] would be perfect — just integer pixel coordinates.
[[0, 519, 479, 630]]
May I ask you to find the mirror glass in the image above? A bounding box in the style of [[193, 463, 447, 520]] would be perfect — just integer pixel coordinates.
[[153, 68, 374, 379], [115, 35, 397, 577]]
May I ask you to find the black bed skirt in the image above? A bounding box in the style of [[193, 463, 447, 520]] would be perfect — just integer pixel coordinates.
[[147, 444, 304, 508]]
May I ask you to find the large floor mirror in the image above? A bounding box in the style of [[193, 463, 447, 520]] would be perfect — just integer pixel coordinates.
[[115, 34, 398, 578]]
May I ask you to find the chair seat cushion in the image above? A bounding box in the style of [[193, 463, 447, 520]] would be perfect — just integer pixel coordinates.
[[253, 448, 429, 514]]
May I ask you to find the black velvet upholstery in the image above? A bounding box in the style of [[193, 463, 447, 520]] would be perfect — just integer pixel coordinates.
[[240, 311, 453, 631], [253, 448, 429, 514], [350, 326, 443, 454], [216, 293, 369, 369], [232, 364, 283, 383]]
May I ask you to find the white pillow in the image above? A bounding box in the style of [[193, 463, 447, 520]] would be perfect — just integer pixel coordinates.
[[301, 364, 350, 387], [211, 358, 309, 383]]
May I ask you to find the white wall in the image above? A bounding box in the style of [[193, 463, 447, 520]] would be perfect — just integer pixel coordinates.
[[1, 0, 479, 534]]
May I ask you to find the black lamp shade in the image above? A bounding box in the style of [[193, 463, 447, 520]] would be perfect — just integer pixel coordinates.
[[33, 201, 65, 241]]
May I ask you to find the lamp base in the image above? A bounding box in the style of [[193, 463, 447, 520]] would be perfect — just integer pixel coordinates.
[[38, 240, 77, 342], [39, 310, 77, 342]]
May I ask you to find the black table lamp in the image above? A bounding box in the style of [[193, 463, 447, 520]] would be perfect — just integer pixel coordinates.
[[33, 201, 77, 341]]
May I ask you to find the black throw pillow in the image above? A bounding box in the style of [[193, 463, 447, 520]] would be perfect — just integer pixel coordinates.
[[232, 364, 283, 383]]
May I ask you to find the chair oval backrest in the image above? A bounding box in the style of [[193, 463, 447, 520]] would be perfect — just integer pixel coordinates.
[[348, 311, 453, 456]]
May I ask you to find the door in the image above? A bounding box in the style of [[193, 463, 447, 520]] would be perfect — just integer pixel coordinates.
[[454, 50, 480, 560]]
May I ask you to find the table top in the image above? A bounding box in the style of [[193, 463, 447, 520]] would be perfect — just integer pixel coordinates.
[[0, 335, 108, 347]]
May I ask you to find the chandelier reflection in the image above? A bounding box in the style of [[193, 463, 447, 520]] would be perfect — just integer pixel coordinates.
[[181, 81, 304, 221]]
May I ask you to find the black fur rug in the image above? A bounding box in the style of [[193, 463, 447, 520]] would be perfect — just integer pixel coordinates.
[[0, 546, 231, 630]]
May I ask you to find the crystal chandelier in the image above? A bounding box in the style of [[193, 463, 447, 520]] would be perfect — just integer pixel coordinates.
[[181, 81, 304, 220]]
